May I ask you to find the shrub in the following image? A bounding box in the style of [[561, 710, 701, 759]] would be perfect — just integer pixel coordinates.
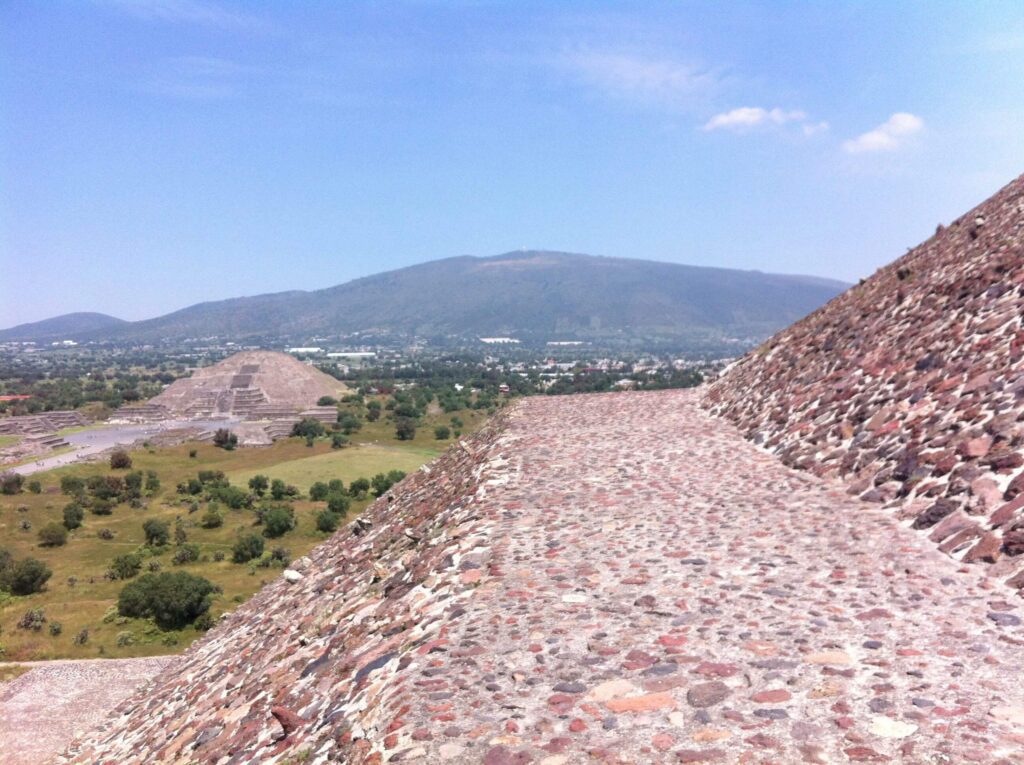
[[17, 608, 46, 631], [212, 429, 237, 450], [315, 510, 340, 533], [331, 432, 348, 449], [27, 480, 42, 494], [262, 506, 296, 538], [200, 507, 223, 529], [0, 472, 24, 495], [327, 479, 344, 494], [291, 417, 325, 439], [326, 492, 350, 515], [317, 395, 337, 406], [109, 553, 143, 580], [207, 485, 251, 510], [213, 550, 225, 562], [88, 475, 123, 501], [90, 498, 114, 516], [194, 612, 216, 631], [60, 476, 85, 496], [270, 478, 287, 501], [434, 426, 451, 440], [49, 621, 63, 636], [248, 474, 269, 497], [73, 628, 89, 645], [109, 449, 132, 469], [143, 519, 170, 547], [117, 571, 219, 630], [232, 533, 264, 563], [124, 471, 143, 498], [37, 523, 68, 547], [172, 543, 201, 566], [309, 481, 330, 501], [63, 502, 85, 530], [116, 630, 136, 647], [348, 478, 370, 498], [188, 449, 198, 459], [97, 528, 115, 540], [2, 558, 52, 595]]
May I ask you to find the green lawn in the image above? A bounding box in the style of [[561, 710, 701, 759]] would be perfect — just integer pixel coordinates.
[[0, 405, 490, 661], [226, 444, 438, 493], [0, 435, 20, 448]]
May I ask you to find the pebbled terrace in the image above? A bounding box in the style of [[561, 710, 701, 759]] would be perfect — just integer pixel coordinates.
[[65, 391, 1024, 764]]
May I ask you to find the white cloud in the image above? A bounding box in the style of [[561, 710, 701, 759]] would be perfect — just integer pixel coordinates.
[[842, 112, 924, 153], [565, 51, 716, 107], [702, 106, 828, 137], [703, 107, 805, 131], [101, 0, 269, 32]]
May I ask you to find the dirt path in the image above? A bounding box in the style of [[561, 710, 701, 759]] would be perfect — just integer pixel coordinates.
[[0, 656, 175, 765]]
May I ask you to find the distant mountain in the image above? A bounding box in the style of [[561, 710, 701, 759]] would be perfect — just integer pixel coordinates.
[[0, 252, 849, 350], [0, 312, 128, 342]]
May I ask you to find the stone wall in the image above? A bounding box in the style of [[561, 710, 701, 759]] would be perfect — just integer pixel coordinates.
[[63, 408, 515, 764], [705, 173, 1024, 586]]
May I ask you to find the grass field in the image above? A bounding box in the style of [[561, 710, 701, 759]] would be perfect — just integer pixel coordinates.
[[0, 435, 21, 448], [0, 405, 491, 661], [226, 444, 438, 493]]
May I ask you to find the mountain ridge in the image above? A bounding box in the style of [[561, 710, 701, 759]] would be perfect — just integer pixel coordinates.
[[1, 251, 849, 348]]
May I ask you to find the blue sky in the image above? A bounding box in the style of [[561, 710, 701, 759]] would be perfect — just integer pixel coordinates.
[[2, 1, 1023, 327]]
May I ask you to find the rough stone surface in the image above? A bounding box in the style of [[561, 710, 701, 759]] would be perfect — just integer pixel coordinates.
[[63, 392, 1024, 764], [0, 657, 174, 765], [705, 173, 1024, 587]]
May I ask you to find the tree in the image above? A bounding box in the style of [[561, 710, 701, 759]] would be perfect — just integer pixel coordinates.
[[309, 481, 330, 501], [0, 472, 24, 495], [145, 470, 161, 494], [262, 506, 296, 538], [291, 418, 325, 439], [109, 553, 143, 580], [117, 571, 219, 630], [337, 412, 362, 435], [366, 400, 382, 422], [212, 429, 237, 450], [37, 523, 68, 547], [124, 471, 143, 499], [434, 426, 451, 440], [143, 518, 170, 547], [326, 492, 350, 515], [109, 449, 132, 469], [317, 395, 337, 406], [270, 478, 288, 501], [27, 480, 42, 494], [371, 470, 406, 497], [315, 510, 340, 533], [248, 474, 269, 497], [395, 417, 416, 441], [1, 557, 52, 595], [331, 432, 349, 449], [63, 502, 85, 530], [349, 477, 370, 498], [232, 533, 264, 563]]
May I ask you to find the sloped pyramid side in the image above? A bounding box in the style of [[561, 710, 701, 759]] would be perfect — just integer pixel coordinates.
[[705, 173, 1024, 584], [63, 411, 513, 764]]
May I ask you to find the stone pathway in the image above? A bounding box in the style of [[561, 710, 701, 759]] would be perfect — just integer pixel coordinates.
[[0, 657, 174, 765], [62, 391, 1024, 764], [388, 391, 1024, 763]]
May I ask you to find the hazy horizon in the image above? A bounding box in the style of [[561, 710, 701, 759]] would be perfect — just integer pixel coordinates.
[[3, 1, 1024, 326]]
